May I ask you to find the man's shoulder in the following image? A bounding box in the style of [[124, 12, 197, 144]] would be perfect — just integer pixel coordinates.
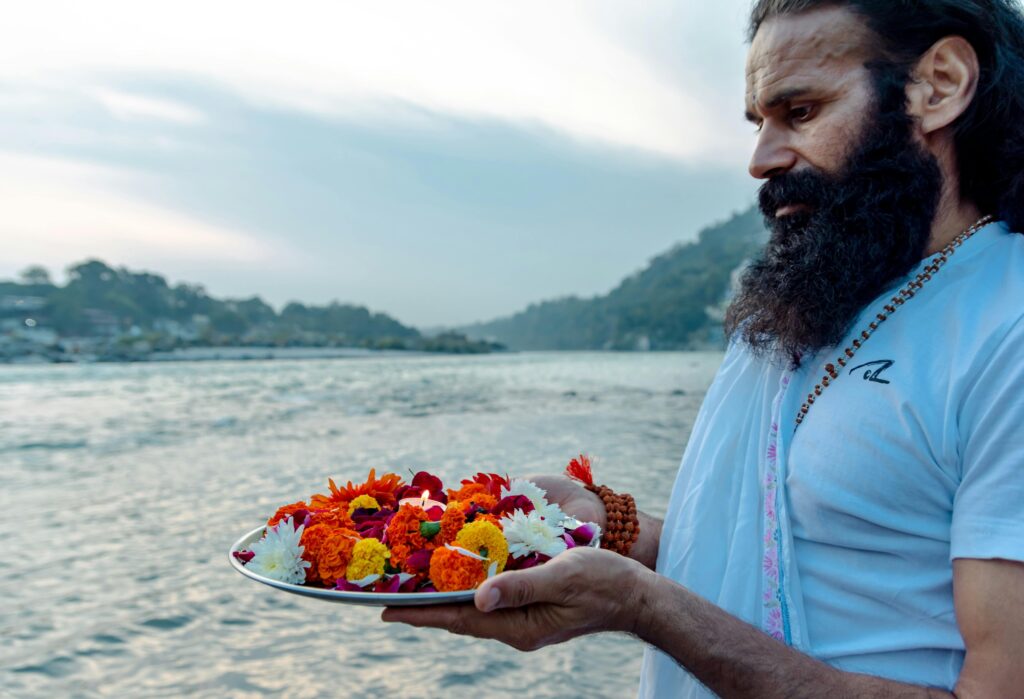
[[942, 222, 1024, 325]]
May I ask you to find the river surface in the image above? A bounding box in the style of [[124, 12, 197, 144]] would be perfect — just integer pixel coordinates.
[[0, 351, 722, 699]]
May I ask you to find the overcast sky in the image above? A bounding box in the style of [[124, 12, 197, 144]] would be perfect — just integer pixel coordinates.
[[0, 0, 760, 327]]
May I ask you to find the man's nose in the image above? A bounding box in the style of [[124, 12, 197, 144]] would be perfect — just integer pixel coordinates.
[[748, 125, 797, 180]]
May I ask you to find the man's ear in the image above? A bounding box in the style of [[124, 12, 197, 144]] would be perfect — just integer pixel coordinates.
[[905, 36, 980, 135]]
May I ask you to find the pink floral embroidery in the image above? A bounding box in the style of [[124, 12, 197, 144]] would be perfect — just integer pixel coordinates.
[[766, 607, 784, 639], [761, 373, 791, 643]]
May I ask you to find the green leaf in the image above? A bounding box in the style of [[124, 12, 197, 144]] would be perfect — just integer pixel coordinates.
[[419, 521, 441, 539]]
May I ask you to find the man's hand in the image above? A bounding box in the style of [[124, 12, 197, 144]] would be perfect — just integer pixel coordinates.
[[524, 474, 606, 529], [525, 473, 663, 570], [381, 546, 647, 651]]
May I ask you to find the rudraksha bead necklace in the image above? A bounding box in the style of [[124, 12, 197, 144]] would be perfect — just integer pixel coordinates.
[[794, 214, 995, 430]]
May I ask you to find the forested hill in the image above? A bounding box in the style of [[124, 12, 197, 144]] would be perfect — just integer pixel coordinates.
[[462, 206, 768, 350], [2, 260, 499, 354]]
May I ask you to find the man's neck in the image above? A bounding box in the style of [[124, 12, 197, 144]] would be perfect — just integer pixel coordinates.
[[926, 198, 984, 255]]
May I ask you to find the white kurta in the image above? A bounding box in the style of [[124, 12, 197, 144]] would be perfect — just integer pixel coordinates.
[[639, 221, 1024, 697]]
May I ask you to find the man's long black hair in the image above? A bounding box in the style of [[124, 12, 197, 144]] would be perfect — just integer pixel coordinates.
[[749, 0, 1024, 234]]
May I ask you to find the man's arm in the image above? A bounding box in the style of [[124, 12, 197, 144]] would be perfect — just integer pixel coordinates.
[[635, 572, 951, 697], [385, 553, 1024, 699], [633, 557, 1024, 698]]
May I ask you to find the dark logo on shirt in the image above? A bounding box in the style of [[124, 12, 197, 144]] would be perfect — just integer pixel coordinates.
[[848, 360, 894, 384]]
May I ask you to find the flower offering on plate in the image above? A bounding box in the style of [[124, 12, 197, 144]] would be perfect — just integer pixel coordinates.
[[229, 468, 601, 606]]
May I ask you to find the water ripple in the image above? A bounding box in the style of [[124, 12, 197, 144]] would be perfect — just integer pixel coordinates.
[[0, 352, 721, 698]]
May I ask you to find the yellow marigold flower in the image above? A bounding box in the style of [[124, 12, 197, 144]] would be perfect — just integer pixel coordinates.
[[347, 494, 381, 517], [346, 538, 390, 581], [455, 520, 508, 574]]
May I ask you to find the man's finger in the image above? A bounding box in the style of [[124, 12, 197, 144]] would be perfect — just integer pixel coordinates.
[[382, 605, 463, 628], [381, 604, 514, 640], [475, 556, 570, 612]]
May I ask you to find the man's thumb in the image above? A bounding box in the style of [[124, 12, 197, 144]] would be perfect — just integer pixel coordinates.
[[474, 570, 536, 612]]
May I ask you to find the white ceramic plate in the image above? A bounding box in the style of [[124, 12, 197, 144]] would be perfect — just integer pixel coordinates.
[[229, 526, 476, 606], [230, 519, 599, 607]]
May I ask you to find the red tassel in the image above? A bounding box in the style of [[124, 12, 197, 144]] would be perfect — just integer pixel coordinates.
[[565, 454, 594, 486]]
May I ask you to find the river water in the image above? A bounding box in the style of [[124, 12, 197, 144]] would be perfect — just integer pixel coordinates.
[[0, 351, 722, 699]]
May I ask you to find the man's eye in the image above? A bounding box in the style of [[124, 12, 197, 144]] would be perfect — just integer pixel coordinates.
[[788, 105, 814, 123]]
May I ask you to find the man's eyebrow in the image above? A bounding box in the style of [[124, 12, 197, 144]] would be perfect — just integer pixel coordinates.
[[745, 87, 813, 122]]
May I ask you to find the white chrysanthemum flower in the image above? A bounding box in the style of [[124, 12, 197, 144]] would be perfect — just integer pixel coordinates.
[[500, 509, 568, 558], [501, 478, 566, 523], [247, 518, 310, 584]]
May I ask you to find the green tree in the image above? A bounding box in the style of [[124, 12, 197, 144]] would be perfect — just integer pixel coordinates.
[[19, 265, 52, 285]]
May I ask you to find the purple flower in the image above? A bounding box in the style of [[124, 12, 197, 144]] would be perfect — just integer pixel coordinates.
[[374, 576, 403, 593], [399, 576, 421, 593], [492, 494, 534, 518], [353, 507, 394, 540], [463, 504, 491, 523], [404, 548, 434, 573], [568, 522, 600, 546], [505, 553, 551, 571]]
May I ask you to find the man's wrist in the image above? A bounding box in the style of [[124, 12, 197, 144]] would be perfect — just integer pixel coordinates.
[[620, 563, 661, 637], [626, 512, 662, 570]]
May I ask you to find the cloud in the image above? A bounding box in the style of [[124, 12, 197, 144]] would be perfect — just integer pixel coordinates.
[[0, 3, 763, 324], [0, 152, 293, 277], [0, 0, 754, 164], [90, 88, 205, 125]]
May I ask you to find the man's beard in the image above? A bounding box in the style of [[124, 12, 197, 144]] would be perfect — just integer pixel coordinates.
[[725, 87, 943, 365]]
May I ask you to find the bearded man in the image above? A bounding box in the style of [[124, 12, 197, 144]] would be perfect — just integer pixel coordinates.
[[383, 2, 1024, 696]]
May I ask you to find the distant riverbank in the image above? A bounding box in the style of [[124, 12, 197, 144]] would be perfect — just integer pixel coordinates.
[[2, 344, 505, 365], [150, 346, 412, 362]]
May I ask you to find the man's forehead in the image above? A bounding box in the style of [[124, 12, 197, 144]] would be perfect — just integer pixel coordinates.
[[746, 6, 873, 106]]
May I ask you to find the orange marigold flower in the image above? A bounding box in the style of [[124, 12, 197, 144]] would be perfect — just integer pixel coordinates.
[[447, 482, 484, 502], [267, 501, 308, 527], [386, 505, 431, 571], [299, 523, 333, 584], [446, 482, 498, 510], [310, 506, 355, 531], [438, 501, 468, 546], [310, 469, 404, 510], [316, 529, 359, 585], [429, 547, 488, 592], [473, 512, 503, 530]]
